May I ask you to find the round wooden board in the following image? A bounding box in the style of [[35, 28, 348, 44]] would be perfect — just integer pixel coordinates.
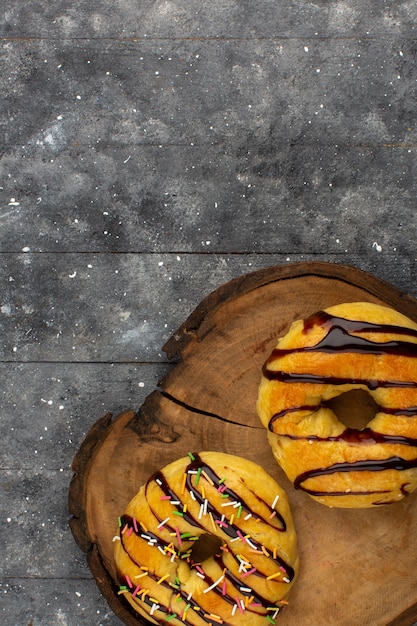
[[69, 262, 417, 626]]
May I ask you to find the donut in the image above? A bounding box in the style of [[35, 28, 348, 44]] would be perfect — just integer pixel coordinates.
[[257, 302, 417, 508], [114, 451, 299, 625]]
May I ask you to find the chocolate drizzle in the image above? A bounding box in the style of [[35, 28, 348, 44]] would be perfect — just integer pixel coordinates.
[[264, 311, 417, 387], [294, 456, 417, 497], [263, 310, 417, 502], [182, 454, 294, 579], [184, 453, 287, 533]]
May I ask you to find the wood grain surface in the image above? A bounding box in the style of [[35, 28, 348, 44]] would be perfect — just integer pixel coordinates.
[[69, 263, 417, 626]]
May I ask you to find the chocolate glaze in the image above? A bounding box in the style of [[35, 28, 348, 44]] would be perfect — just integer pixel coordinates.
[[303, 310, 417, 339], [264, 311, 417, 388], [263, 311, 417, 501], [294, 455, 417, 497]]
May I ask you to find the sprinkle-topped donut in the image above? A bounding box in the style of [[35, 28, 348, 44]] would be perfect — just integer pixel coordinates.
[[257, 301, 417, 508], [114, 451, 299, 625]]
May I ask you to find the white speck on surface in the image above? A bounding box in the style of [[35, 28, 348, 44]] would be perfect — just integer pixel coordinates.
[[304, 46, 309, 52], [372, 241, 382, 252], [22, 246, 30, 252], [8, 198, 20, 206], [68, 271, 77, 278], [139, 382, 145, 387], [158, 261, 164, 266]]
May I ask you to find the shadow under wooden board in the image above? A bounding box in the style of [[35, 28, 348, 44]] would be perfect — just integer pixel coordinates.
[[69, 262, 417, 626]]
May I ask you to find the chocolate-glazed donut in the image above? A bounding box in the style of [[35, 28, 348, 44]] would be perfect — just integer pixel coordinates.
[[257, 302, 417, 508], [114, 452, 299, 625]]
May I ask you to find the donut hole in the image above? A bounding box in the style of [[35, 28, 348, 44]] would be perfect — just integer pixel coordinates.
[[189, 533, 223, 563], [324, 389, 378, 430]]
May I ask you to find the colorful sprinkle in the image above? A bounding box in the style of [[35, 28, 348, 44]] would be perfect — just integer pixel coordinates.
[[132, 585, 141, 597], [205, 613, 223, 623], [157, 574, 170, 584], [202, 470, 214, 485], [266, 572, 281, 581], [203, 573, 225, 593], [241, 567, 256, 578], [157, 517, 170, 529], [188, 452, 195, 461], [195, 467, 202, 485]]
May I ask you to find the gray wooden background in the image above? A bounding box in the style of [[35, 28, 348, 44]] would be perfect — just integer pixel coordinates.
[[1, 1, 417, 625]]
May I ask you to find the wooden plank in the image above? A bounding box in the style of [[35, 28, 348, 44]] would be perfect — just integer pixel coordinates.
[[3, 1, 417, 39], [1, 144, 417, 254], [0, 576, 124, 625], [0, 362, 170, 471], [1, 468, 88, 578], [0, 254, 413, 362], [2, 37, 417, 150]]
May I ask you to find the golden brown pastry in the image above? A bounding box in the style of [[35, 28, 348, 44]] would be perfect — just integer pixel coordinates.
[[114, 451, 299, 625], [257, 302, 417, 508]]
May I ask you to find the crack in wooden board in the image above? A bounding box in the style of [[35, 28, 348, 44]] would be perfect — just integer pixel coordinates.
[[158, 389, 264, 429]]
